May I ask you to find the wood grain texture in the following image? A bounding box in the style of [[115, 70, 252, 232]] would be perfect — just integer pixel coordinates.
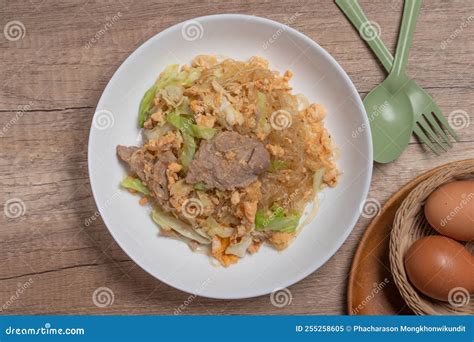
[[0, 0, 473, 315]]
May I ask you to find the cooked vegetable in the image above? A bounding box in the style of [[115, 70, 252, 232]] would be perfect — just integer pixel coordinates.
[[151, 209, 210, 244], [257, 213, 301, 233], [225, 235, 253, 258], [144, 123, 173, 141], [180, 132, 196, 169], [182, 68, 201, 86], [255, 205, 301, 233], [194, 227, 212, 240], [169, 180, 192, 200], [299, 168, 325, 229], [138, 84, 158, 127], [193, 182, 207, 191], [167, 112, 216, 139], [220, 96, 244, 127], [269, 160, 288, 172], [191, 124, 217, 140], [296, 94, 310, 111], [161, 85, 184, 108], [202, 216, 234, 238], [166, 111, 192, 132], [120, 176, 150, 195], [256, 91, 268, 128], [138, 65, 199, 127], [156, 64, 180, 88], [313, 168, 325, 192], [176, 97, 193, 116]]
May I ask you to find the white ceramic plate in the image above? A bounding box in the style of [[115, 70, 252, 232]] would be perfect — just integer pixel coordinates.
[[88, 14, 372, 299]]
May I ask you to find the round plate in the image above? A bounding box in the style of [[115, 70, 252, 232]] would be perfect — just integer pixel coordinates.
[[88, 14, 372, 299], [347, 159, 473, 315]]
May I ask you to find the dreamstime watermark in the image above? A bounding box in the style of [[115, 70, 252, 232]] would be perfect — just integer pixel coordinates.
[[440, 15, 474, 50], [448, 287, 471, 308], [360, 198, 381, 219], [5, 323, 85, 336], [448, 109, 470, 130], [0, 102, 33, 138], [84, 12, 122, 49], [92, 109, 115, 130], [181, 198, 204, 219], [4, 198, 26, 219], [3, 20, 26, 41], [270, 109, 293, 130], [262, 12, 302, 49], [181, 20, 204, 41], [84, 190, 120, 227], [352, 101, 389, 139], [92, 287, 114, 308], [440, 192, 474, 228], [270, 287, 293, 308], [0, 278, 34, 312], [174, 278, 212, 315], [359, 21, 381, 42], [352, 278, 389, 314]]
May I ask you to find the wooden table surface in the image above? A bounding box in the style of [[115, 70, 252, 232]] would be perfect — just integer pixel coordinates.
[[1, 0, 473, 315]]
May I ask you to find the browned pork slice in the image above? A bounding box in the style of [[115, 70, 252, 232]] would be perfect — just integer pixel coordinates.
[[149, 150, 176, 201], [117, 145, 147, 180], [185, 131, 270, 191], [116, 145, 138, 163], [116, 145, 176, 202]]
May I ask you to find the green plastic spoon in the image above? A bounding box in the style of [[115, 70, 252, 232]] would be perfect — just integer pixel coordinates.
[[337, 0, 421, 163], [336, 0, 459, 155]]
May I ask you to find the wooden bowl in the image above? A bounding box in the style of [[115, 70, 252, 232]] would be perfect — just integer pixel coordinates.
[[347, 163, 448, 315], [390, 159, 474, 315]]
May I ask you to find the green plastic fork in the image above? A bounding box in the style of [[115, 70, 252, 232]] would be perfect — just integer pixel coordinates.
[[336, 0, 459, 155]]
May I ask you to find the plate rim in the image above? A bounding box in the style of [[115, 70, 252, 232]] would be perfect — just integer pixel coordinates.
[[88, 13, 373, 299]]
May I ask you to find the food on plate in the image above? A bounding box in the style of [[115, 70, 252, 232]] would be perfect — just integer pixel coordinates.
[[116, 55, 339, 266], [404, 235, 474, 301], [424, 180, 474, 241]]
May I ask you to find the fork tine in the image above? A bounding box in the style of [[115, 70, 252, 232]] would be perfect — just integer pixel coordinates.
[[413, 125, 440, 155], [431, 110, 460, 141], [422, 113, 452, 147], [417, 116, 449, 152]]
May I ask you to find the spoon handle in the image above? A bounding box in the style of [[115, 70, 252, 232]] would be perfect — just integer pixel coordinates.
[[335, 0, 393, 72], [392, 0, 422, 79]]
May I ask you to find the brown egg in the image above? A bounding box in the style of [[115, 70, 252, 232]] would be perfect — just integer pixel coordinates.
[[424, 180, 474, 241], [404, 236, 474, 301]]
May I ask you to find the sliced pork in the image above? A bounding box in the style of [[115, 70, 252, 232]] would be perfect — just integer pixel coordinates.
[[185, 131, 270, 190]]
